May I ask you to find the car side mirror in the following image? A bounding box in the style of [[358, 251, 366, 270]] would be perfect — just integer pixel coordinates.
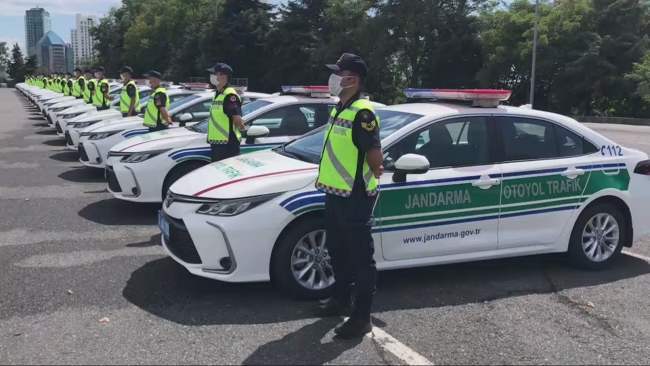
[[392, 154, 430, 183], [245, 125, 270, 144], [179, 113, 193, 122]]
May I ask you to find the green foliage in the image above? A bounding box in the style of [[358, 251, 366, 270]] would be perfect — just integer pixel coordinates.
[[86, 0, 650, 116]]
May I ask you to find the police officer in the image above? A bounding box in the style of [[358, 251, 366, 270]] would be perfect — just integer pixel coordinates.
[[314, 54, 383, 339], [206, 62, 243, 162], [72, 68, 84, 99], [142, 70, 171, 132], [85, 68, 97, 105], [81, 69, 92, 104], [119, 66, 140, 117], [65, 72, 74, 96], [94, 66, 111, 110]]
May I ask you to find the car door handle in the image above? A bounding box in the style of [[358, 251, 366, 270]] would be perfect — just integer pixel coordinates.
[[562, 168, 585, 177], [472, 178, 500, 187]]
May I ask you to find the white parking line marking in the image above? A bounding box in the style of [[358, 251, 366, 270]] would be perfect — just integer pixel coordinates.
[[344, 317, 434, 365], [623, 250, 650, 262]]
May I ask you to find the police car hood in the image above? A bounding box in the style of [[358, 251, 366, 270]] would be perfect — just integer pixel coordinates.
[[60, 104, 99, 117], [109, 126, 200, 153], [82, 116, 144, 133], [51, 99, 86, 109], [44, 96, 74, 104], [70, 110, 123, 123], [169, 150, 318, 200], [39, 94, 66, 102]]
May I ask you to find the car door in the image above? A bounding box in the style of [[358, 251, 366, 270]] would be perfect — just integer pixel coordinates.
[[494, 115, 593, 249], [378, 115, 502, 261], [248, 103, 334, 138]]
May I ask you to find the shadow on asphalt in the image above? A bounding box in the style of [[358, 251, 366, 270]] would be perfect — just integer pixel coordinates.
[[58, 167, 105, 183], [49, 151, 78, 162], [32, 122, 50, 128], [28, 116, 45, 121], [35, 129, 57, 135], [42, 139, 67, 147], [127, 233, 162, 247], [241, 318, 363, 365], [78, 198, 159, 225], [122, 253, 650, 327]]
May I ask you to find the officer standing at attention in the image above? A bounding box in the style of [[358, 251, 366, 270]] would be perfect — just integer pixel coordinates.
[[206, 62, 243, 163], [119, 66, 140, 117], [314, 53, 383, 339], [65, 72, 74, 96], [142, 70, 171, 132], [85, 68, 97, 105], [93, 66, 111, 110], [72, 68, 83, 99], [81, 69, 92, 104]]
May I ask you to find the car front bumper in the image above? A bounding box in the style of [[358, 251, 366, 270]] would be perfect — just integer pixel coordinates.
[[106, 155, 175, 203], [160, 195, 293, 283]]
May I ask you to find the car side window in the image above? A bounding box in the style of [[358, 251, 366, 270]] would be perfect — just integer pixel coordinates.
[[497, 117, 559, 161], [384, 116, 491, 170], [250, 104, 324, 137], [173, 100, 211, 122]]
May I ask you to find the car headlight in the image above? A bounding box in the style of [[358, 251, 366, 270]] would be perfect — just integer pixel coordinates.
[[120, 149, 170, 163], [86, 131, 122, 140], [195, 193, 282, 217], [63, 112, 83, 120], [70, 120, 102, 129]]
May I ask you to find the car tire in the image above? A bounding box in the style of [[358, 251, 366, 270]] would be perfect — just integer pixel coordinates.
[[271, 216, 334, 300], [161, 161, 207, 200], [568, 203, 626, 270]]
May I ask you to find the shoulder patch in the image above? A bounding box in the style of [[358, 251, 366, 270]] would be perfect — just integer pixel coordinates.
[[230, 95, 237, 102], [361, 119, 376, 132]]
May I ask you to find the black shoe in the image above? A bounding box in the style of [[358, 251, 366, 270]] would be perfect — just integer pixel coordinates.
[[314, 299, 353, 318], [334, 318, 373, 339]]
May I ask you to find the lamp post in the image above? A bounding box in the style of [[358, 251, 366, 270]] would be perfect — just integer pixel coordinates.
[[529, 0, 539, 107]]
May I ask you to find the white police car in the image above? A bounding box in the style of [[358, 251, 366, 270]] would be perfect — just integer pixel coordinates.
[[66, 88, 200, 151], [105, 86, 385, 203], [159, 88, 650, 299]]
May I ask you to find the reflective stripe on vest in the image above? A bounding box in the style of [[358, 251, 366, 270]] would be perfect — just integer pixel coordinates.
[[93, 79, 109, 107], [143, 87, 169, 127], [119, 80, 140, 113], [207, 87, 240, 144], [315, 99, 379, 197]]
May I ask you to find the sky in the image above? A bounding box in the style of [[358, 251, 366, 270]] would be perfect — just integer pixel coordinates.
[[0, 0, 285, 53]]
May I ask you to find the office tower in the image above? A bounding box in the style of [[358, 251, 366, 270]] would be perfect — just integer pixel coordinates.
[[70, 14, 99, 66], [25, 7, 51, 58]]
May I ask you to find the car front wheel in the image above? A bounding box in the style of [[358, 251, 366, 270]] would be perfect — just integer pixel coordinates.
[[271, 217, 334, 300], [568, 203, 625, 270]]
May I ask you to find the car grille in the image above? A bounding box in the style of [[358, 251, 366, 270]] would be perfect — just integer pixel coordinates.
[[106, 166, 122, 193], [162, 212, 202, 264], [47, 115, 53, 124], [65, 131, 73, 146], [55, 122, 62, 134], [79, 144, 89, 162]]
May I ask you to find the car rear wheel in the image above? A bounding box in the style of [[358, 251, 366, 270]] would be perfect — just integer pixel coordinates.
[[568, 203, 625, 270], [161, 161, 207, 200], [271, 217, 334, 300]]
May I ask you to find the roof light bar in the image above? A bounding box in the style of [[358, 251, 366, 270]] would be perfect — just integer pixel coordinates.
[[180, 82, 211, 91], [281, 85, 331, 97], [404, 88, 511, 107]]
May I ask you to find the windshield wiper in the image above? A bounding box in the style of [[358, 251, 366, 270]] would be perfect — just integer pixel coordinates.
[[186, 125, 200, 132]]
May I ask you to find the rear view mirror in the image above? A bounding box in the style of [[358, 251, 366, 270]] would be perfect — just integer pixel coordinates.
[[393, 154, 430, 183], [245, 125, 270, 144], [179, 113, 193, 122]]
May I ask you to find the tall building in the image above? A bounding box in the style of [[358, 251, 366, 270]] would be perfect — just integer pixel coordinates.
[[24, 7, 52, 58], [70, 14, 99, 66], [36, 31, 73, 74]]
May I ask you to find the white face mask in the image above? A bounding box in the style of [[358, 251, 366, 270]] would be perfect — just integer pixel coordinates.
[[120, 74, 125, 81], [328, 74, 353, 96], [210, 74, 218, 86], [146, 80, 151, 87]]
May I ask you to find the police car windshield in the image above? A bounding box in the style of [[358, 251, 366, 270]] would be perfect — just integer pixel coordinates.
[[281, 109, 424, 163], [186, 99, 274, 133]]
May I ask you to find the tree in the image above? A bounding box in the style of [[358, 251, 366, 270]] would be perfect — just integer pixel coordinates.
[[23, 55, 38, 77], [0, 42, 9, 76], [7, 43, 25, 81]]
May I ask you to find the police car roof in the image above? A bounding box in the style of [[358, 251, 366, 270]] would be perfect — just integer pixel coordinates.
[[255, 94, 339, 104]]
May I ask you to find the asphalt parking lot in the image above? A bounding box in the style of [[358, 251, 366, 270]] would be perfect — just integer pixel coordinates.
[[3, 87, 650, 365]]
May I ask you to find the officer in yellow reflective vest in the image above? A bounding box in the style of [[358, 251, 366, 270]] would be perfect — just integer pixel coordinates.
[[142, 70, 171, 132], [93, 66, 111, 110], [81, 69, 92, 104], [72, 68, 83, 99], [206, 62, 244, 163], [65, 72, 74, 96], [119, 66, 140, 117], [85, 68, 97, 105], [314, 54, 383, 339]]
